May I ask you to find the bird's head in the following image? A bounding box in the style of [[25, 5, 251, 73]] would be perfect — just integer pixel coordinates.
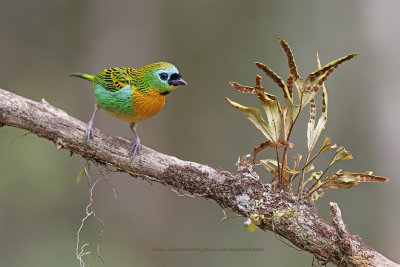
[[142, 62, 187, 95]]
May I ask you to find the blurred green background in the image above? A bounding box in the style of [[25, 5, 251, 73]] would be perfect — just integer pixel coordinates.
[[0, 0, 399, 266]]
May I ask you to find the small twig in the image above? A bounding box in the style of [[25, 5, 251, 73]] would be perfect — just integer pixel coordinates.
[[83, 168, 105, 264], [9, 132, 30, 145], [169, 187, 206, 198], [275, 146, 281, 183], [76, 204, 93, 267], [220, 209, 228, 222], [307, 148, 343, 195], [76, 166, 105, 266], [297, 149, 313, 194], [99, 168, 118, 200], [283, 95, 304, 185]]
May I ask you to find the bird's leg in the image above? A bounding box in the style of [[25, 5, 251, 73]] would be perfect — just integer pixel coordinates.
[[129, 122, 141, 158], [86, 103, 100, 143]]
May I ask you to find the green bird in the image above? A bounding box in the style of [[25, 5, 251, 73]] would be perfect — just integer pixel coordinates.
[[71, 62, 187, 157]]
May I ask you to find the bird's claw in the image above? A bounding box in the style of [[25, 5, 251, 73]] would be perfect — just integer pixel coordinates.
[[85, 122, 94, 144], [129, 137, 141, 158]]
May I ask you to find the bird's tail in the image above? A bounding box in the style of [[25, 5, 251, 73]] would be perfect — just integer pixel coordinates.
[[70, 72, 95, 82]]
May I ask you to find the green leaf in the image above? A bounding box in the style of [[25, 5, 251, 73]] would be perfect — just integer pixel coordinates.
[[75, 162, 88, 183], [265, 208, 296, 219], [247, 223, 258, 232]]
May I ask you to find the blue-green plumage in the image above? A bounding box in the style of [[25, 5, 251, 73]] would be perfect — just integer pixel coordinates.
[[93, 84, 133, 116]]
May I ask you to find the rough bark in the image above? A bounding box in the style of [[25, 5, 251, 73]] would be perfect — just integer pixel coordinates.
[[0, 88, 397, 266]]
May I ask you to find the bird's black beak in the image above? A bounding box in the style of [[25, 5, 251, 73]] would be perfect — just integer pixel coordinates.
[[168, 77, 187, 86]]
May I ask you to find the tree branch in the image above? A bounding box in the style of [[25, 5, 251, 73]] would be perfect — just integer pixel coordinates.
[[0, 88, 397, 266]]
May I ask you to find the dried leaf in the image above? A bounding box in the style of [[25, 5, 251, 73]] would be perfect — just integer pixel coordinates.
[[320, 171, 389, 190], [307, 98, 317, 151], [253, 139, 294, 163], [311, 189, 324, 201], [229, 81, 255, 94], [284, 101, 301, 138], [318, 137, 337, 154], [306, 53, 358, 84], [306, 71, 328, 152], [307, 65, 334, 98], [284, 168, 300, 175], [226, 98, 275, 142], [226, 96, 283, 143], [254, 61, 300, 139], [278, 37, 305, 105], [303, 171, 323, 188], [259, 160, 290, 183], [304, 164, 315, 174], [286, 75, 294, 100], [310, 171, 388, 200], [254, 85, 282, 143], [329, 146, 353, 167], [293, 154, 302, 170], [255, 62, 291, 101], [278, 38, 300, 81], [259, 159, 279, 174], [301, 88, 319, 107]]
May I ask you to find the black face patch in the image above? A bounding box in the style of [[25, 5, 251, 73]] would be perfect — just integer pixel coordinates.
[[160, 90, 170, 96], [169, 73, 181, 81], [159, 72, 168, 81]]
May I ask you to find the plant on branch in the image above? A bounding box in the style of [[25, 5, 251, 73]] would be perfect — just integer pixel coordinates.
[[226, 38, 388, 231]]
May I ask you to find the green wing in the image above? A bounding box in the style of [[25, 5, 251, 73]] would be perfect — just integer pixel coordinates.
[[95, 67, 134, 92]]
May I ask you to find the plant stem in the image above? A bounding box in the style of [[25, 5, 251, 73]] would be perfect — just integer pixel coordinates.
[[281, 95, 303, 185]]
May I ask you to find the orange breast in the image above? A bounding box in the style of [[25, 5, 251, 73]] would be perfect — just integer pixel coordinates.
[[130, 87, 166, 122]]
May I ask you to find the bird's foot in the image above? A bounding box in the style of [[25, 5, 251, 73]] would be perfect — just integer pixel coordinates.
[[85, 105, 99, 144], [129, 136, 141, 158], [85, 122, 94, 144]]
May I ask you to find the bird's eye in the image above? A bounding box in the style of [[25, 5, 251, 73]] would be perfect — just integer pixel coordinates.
[[159, 72, 168, 81], [170, 73, 181, 80]]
